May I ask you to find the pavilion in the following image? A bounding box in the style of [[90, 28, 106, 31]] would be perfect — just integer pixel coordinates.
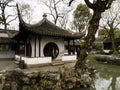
[[14, 5, 84, 67]]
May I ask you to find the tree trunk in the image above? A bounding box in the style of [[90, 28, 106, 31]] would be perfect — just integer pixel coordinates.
[[75, 10, 102, 70], [109, 30, 118, 55]]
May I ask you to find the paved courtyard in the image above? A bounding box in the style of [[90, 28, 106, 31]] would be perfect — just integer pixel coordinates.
[[0, 59, 76, 73], [0, 59, 18, 71]]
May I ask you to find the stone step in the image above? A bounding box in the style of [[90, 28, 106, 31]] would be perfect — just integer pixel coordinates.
[[51, 60, 64, 66]]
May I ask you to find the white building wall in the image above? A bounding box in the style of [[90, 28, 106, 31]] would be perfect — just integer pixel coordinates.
[[29, 35, 64, 60], [28, 35, 40, 57], [41, 36, 64, 60], [36, 36, 40, 57], [0, 33, 8, 37]]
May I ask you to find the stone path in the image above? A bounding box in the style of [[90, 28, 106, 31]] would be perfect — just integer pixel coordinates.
[[0, 59, 76, 73], [0, 59, 18, 71]]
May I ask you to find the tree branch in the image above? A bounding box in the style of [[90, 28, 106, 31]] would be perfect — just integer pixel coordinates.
[[6, 15, 16, 20], [7, 4, 16, 7], [7, 16, 17, 24], [113, 23, 120, 30], [68, 0, 74, 6], [46, 13, 56, 20], [84, 0, 94, 9], [106, 0, 114, 9], [55, 0, 61, 5]]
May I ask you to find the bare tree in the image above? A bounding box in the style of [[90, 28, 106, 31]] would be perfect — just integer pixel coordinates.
[[18, 3, 32, 24], [0, 0, 17, 30], [39, 0, 72, 28], [100, 1, 120, 55]]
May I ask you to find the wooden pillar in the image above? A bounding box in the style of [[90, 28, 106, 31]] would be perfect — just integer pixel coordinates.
[[34, 35, 36, 57], [16, 41, 19, 54], [25, 39, 27, 56], [23, 40, 25, 55], [39, 35, 41, 57], [68, 40, 70, 55], [73, 39, 75, 55]]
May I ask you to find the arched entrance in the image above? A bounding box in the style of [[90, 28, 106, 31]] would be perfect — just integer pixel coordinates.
[[43, 42, 59, 60]]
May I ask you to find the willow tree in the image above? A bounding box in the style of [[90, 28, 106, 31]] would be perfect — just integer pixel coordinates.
[[69, 0, 114, 70]]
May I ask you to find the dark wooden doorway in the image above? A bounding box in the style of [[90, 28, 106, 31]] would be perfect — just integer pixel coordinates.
[[26, 42, 32, 57]]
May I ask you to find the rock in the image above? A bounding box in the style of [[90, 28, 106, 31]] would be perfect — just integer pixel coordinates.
[[22, 77, 30, 85], [11, 81, 18, 90], [76, 78, 81, 87], [27, 72, 39, 78], [65, 77, 77, 89], [59, 66, 65, 78], [47, 73, 60, 81], [0, 67, 93, 90], [81, 72, 92, 87], [39, 71, 48, 78], [31, 78, 36, 85], [2, 82, 11, 90]]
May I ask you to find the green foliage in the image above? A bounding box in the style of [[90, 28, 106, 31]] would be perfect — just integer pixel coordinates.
[[19, 3, 32, 23], [98, 28, 120, 41], [97, 28, 109, 40], [72, 4, 92, 32], [0, 16, 3, 25], [20, 4, 30, 14]]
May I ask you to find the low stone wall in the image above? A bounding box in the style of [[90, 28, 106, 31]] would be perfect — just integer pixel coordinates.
[[15, 55, 52, 68], [95, 54, 120, 65], [0, 67, 93, 90]]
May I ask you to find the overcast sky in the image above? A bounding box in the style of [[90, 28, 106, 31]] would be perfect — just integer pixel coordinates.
[[4, 0, 85, 30]]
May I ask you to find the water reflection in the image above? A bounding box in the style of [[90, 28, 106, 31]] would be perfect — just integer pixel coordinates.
[[93, 73, 120, 90], [93, 63, 120, 90], [74, 55, 120, 90]]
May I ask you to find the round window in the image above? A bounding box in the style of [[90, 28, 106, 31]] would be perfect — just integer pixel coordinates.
[[43, 42, 59, 59]]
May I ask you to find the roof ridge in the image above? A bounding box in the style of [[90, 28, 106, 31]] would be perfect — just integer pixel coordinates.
[[43, 18, 72, 34]]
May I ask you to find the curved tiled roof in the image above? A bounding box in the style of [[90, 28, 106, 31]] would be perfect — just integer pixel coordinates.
[[15, 4, 85, 39], [0, 29, 18, 43], [21, 18, 84, 39]]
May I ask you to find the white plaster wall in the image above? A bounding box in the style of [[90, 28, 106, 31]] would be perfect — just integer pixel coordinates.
[[62, 55, 77, 61], [36, 36, 39, 57], [22, 57, 52, 65], [29, 35, 40, 57], [0, 33, 8, 37], [41, 36, 64, 60]]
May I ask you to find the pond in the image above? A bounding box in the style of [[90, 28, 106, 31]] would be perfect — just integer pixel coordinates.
[[74, 55, 120, 90]]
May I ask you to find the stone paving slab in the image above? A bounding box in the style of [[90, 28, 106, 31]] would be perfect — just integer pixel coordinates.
[[0, 59, 18, 71], [0, 59, 76, 73]]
